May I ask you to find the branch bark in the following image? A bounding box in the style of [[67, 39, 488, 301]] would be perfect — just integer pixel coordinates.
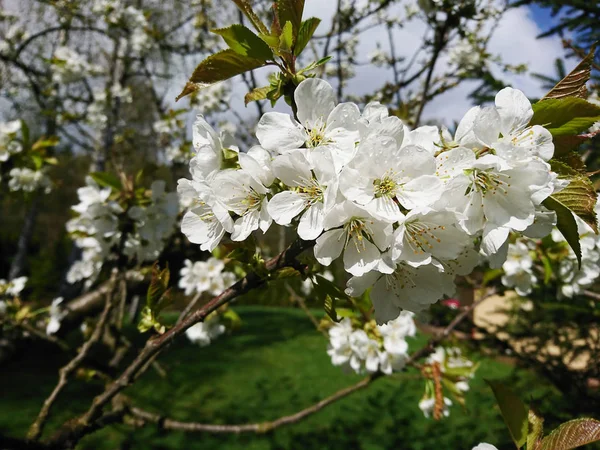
[[27, 274, 119, 441], [46, 239, 313, 447]]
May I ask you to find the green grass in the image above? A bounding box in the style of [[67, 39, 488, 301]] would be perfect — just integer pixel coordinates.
[[0, 306, 584, 449]]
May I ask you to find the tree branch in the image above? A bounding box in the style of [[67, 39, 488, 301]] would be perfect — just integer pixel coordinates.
[[47, 239, 314, 447], [27, 274, 119, 441], [129, 373, 379, 433]]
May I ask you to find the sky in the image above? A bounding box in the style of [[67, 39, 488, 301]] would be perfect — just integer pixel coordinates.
[[221, 1, 571, 127]]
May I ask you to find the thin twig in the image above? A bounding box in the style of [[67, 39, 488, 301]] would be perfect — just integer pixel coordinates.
[[284, 284, 327, 338], [27, 274, 119, 441], [176, 291, 203, 325], [47, 239, 313, 447], [129, 373, 379, 434]]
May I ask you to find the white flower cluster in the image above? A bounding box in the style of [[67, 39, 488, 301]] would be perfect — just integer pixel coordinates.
[[124, 181, 179, 262], [448, 38, 483, 71], [46, 297, 66, 335], [0, 120, 22, 165], [178, 78, 562, 324], [185, 314, 225, 347], [419, 346, 474, 418], [8, 167, 52, 193], [66, 177, 177, 287], [327, 312, 416, 375], [91, 1, 153, 53], [178, 257, 237, 296], [87, 84, 132, 133], [66, 177, 122, 287], [501, 240, 537, 296], [501, 198, 600, 299], [51, 46, 101, 84], [0, 276, 27, 316], [0, 276, 27, 298]]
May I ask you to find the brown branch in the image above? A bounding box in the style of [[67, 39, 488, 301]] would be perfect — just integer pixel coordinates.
[[129, 373, 379, 434], [27, 274, 119, 441], [413, 20, 450, 127], [118, 290, 495, 436], [175, 291, 203, 325], [46, 239, 314, 447], [284, 284, 327, 338]]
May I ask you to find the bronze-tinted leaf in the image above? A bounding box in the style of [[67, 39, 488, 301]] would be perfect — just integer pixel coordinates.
[[542, 45, 595, 100]]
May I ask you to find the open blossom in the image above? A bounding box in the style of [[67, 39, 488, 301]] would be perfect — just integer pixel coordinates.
[[327, 313, 416, 375], [8, 168, 52, 193], [314, 201, 393, 276], [256, 78, 359, 170], [179, 257, 237, 296], [501, 240, 537, 296], [185, 315, 225, 347], [339, 136, 441, 221], [268, 150, 337, 240], [46, 297, 66, 335], [0, 276, 27, 298], [179, 77, 561, 325]]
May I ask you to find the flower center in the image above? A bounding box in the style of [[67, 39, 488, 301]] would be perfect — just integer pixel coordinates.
[[306, 123, 331, 148], [405, 221, 444, 254], [464, 169, 511, 196], [343, 217, 374, 253], [295, 177, 324, 205], [373, 174, 398, 198]]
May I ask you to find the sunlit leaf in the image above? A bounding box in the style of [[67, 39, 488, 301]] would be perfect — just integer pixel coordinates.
[[211, 24, 273, 60], [231, 0, 269, 34], [294, 17, 320, 56], [530, 97, 600, 136], [542, 45, 595, 100], [540, 418, 600, 450], [176, 49, 267, 100]]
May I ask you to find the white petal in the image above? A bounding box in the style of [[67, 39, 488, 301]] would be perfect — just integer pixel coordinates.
[[295, 78, 336, 129], [495, 87, 533, 135], [298, 202, 325, 240], [343, 238, 380, 276], [231, 210, 260, 241], [314, 229, 346, 266], [267, 191, 306, 225], [256, 112, 306, 153], [473, 106, 502, 146]]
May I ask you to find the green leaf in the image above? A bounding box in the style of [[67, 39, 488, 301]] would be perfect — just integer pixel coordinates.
[[90, 172, 123, 191], [486, 380, 528, 449], [176, 49, 267, 100], [530, 98, 600, 136], [258, 33, 280, 48], [279, 21, 294, 52], [211, 24, 273, 60], [323, 294, 338, 322], [31, 136, 59, 151], [137, 306, 155, 333], [540, 418, 600, 450], [542, 196, 582, 267], [294, 17, 320, 56], [274, 0, 305, 37], [528, 408, 544, 450], [548, 160, 598, 233], [230, 0, 269, 34], [542, 45, 595, 100], [244, 85, 271, 105], [146, 263, 170, 310], [31, 154, 43, 170], [272, 267, 301, 279]]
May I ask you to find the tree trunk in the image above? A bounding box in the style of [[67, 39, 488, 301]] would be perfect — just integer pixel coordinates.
[[8, 194, 40, 280]]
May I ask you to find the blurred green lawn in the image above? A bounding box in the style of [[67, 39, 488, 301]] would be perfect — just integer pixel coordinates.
[[0, 306, 587, 450]]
